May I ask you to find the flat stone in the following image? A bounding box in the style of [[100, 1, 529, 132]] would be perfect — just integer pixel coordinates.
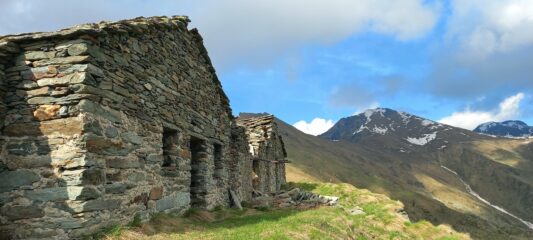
[[36, 72, 94, 87], [5, 155, 52, 170], [3, 117, 83, 137], [0, 170, 40, 192], [51, 153, 96, 170], [105, 183, 127, 194], [349, 207, 365, 215], [52, 87, 69, 97], [27, 94, 98, 105], [113, 84, 129, 96], [85, 135, 131, 156], [55, 39, 91, 50], [70, 84, 123, 103], [6, 142, 34, 156], [78, 99, 121, 123], [127, 171, 146, 183], [84, 119, 102, 136], [143, 83, 152, 90], [156, 192, 190, 211], [106, 156, 142, 169], [33, 104, 61, 121], [21, 66, 58, 80], [149, 187, 163, 200], [25, 186, 101, 202], [58, 63, 104, 77], [60, 199, 121, 213], [21, 86, 51, 97], [146, 154, 163, 163], [24, 51, 55, 60], [61, 168, 105, 186], [1, 205, 44, 220], [33, 55, 91, 67], [67, 43, 90, 56], [250, 196, 273, 208], [104, 126, 118, 138], [122, 132, 143, 145]]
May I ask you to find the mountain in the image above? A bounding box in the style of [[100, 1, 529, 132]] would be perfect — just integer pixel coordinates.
[[321, 108, 478, 150], [474, 120, 533, 138], [277, 108, 533, 239]]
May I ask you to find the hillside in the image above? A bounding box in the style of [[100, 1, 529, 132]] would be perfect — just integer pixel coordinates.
[[277, 109, 533, 239], [100, 182, 469, 240]]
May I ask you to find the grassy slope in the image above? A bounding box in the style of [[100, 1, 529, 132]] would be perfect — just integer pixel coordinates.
[[100, 182, 469, 240], [276, 118, 533, 240]]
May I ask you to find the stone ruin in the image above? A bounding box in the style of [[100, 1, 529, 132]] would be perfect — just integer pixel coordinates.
[[0, 16, 287, 239], [236, 114, 287, 194]]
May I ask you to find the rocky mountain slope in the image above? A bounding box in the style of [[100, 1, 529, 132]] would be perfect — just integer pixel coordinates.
[[277, 108, 533, 239], [474, 120, 533, 138]]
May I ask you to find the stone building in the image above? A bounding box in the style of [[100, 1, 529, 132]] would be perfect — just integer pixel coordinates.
[[236, 114, 287, 194], [0, 16, 286, 239]]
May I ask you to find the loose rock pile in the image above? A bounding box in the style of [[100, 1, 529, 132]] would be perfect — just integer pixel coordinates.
[[250, 187, 339, 210]]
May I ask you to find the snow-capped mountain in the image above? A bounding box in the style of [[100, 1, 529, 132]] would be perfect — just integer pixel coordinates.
[[474, 120, 533, 138], [320, 108, 477, 149], [278, 109, 533, 238]]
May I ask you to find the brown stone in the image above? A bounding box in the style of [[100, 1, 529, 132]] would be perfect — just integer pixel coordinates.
[[33, 105, 61, 121], [51, 87, 69, 96], [25, 87, 51, 97], [149, 187, 164, 200], [32, 55, 91, 67], [179, 149, 191, 158], [3, 117, 83, 137], [132, 193, 149, 206]]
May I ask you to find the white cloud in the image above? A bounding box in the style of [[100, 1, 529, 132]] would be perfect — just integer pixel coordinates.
[[195, 0, 440, 69], [0, 0, 440, 70], [448, 0, 533, 58], [439, 92, 525, 129], [428, 1, 533, 98], [353, 102, 380, 115], [293, 118, 335, 136]]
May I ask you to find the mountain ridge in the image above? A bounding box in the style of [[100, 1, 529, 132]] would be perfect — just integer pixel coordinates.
[[277, 108, 533, 239], [474, 120, 533, 138]]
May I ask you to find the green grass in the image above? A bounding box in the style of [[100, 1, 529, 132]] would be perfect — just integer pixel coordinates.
[[101, 182, 469, 240]]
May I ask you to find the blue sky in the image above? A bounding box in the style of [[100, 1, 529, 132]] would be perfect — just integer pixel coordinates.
[[2, 0, 533, 135]]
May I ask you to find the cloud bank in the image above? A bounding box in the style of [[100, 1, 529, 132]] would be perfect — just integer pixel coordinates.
[[428, 0, 533, 99], [293, 118, 335, 136], [0, 0, 440, 70], [439, 92, 525, 129]]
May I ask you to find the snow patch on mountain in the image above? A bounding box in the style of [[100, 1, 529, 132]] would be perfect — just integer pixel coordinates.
[[405, 132, 437, 146], [398, 111, 411, 124], [363, 108, 386, 122], [372, 126, 388, 135]]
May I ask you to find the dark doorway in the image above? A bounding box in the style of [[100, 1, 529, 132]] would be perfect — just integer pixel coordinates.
[[162, 128, 178, 168], [190, 137, 207, 208], [213, 143, 222, 180], [252, 159, 260, 190]]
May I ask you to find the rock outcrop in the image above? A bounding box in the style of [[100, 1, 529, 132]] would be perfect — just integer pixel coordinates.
[[0, 16, 286, 239]]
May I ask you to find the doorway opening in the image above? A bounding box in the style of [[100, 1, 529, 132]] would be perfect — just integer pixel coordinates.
[[190, 137, 207, 207]]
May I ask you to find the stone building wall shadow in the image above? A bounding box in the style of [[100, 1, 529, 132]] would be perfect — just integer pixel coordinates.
[[0, 46, 104, 239]]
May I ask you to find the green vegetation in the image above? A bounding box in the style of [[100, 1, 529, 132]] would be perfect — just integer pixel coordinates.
[[100, 182, 468, 240], [275, 118, 533, 239]]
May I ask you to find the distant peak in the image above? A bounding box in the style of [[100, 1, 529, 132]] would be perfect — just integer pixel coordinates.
[[474, 120, 532, 138]]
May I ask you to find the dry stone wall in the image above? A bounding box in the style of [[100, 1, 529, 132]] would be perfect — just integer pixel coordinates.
[[0, 16, 286, 239], [236, 114, 287, 194]]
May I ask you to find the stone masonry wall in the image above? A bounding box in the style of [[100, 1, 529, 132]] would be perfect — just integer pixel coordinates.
[[236, 114, 288, 194], [0, 16, 278, 239]]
